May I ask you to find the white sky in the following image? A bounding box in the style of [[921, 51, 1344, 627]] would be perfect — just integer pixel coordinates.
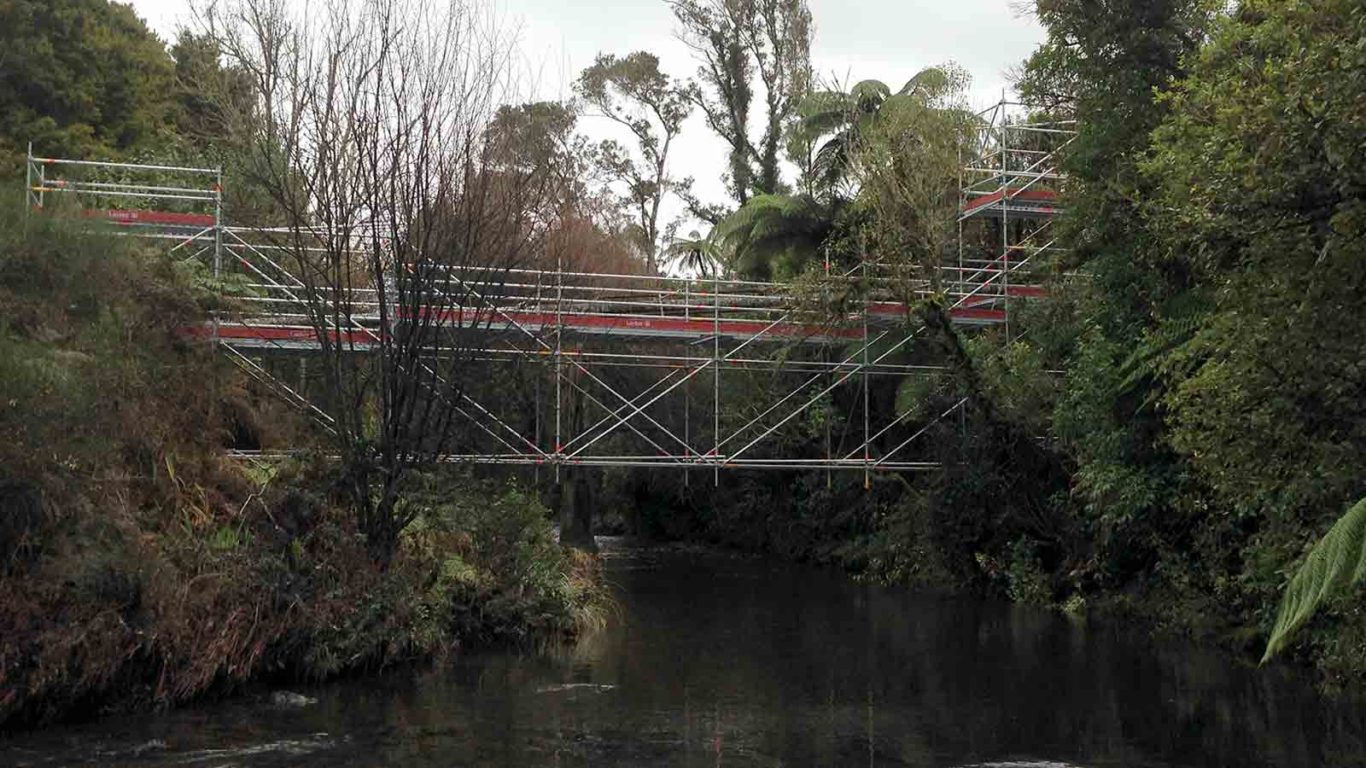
[[124, 0, 1043, 232]]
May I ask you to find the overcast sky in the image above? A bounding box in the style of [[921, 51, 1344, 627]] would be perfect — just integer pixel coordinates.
[[124, 0, 1044, 232]]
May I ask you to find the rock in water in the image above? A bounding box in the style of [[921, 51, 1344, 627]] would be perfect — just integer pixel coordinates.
[[270, 690, 318, 707], [535, 683, 615, 694], [131, 739, 167, 756]]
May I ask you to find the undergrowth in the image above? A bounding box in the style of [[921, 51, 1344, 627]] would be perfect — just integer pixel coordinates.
[[0, 204, 607, 730]]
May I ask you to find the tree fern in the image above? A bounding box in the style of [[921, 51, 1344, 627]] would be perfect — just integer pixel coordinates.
[[1262, 498, 1366, 662], [1115, 289, 1211, 405], [795, 70, 948, 192], [898, 68, 950, 98], [665, 230, 722, 277], [713, 194, 834, 280]]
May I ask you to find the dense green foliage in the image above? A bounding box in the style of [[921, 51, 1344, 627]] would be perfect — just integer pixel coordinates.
[[615, 0, 1366, 683], [1019, 0, 1363, 674], [1141, 0, 1366, 667], [0, 0, 174, 168], [0, 209, 606, 728]]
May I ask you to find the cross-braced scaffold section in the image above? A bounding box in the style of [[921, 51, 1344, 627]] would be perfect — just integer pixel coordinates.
[[24, 102, 1071, 479], [958, 101, 1075, 339]]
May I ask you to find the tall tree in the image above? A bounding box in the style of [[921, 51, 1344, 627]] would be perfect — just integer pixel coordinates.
[[212, 0, 551, 565], [575, 52, 696, 272], [486, 101, 592, 221], [1015, 0, 1217, 583], [795, 68, 955, 199], [0, 0, 175, 170], [670, 0, 812, 210], [168, 31, 255, 151]]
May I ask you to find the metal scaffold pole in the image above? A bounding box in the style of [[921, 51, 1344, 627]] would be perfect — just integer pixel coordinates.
[[534, 269, 543, 487], [554, 251, 564, 484], [713, 270, 720, 486], [213, 168, 224, 344], [24, 143, 32, 220], [862, 255, 870, 491], [684, 279, 691, 489], [823, 249, 833, 490], [825, 346, 832, 491], [23, 144, 37, 238], [213, 168, 223, 280], [1000, 106, 1011, 342], [957, 129, 963, 296]]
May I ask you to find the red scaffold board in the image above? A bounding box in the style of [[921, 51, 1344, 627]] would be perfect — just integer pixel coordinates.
[[962, 188, 1058, 215]]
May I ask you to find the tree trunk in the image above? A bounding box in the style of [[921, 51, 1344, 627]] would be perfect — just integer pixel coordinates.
[[557, 383, 598, 551], [558, 466, 597, 552]]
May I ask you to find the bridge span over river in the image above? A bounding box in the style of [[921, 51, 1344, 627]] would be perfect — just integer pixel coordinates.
[[25, 102, 1071, 481]]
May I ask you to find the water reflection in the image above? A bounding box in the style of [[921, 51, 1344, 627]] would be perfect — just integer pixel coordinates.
[[4, 539, 1364, 767]]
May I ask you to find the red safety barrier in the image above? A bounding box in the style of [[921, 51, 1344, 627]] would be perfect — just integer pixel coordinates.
[[85, 209, 217, 228], [179, 301, 1012, 348]]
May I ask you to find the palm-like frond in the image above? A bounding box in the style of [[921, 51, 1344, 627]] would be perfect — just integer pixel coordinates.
[[811, 130, 856, 191], [898, 67, 950, 99], [1262, 497, 1366, 662], [796, 71, 946, 191], [714, 194, 834, 280], [665, 230, 722, 277], [850, 79, 891, 109], [797, 90, 857, 135], [1116, 290, 1211, 406]]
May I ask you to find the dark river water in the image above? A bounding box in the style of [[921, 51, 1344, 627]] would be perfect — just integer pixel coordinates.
[[5, 538, 1365, 767]]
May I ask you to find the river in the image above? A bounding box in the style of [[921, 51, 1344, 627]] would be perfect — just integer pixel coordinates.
[[4, 538, 1364, 767]]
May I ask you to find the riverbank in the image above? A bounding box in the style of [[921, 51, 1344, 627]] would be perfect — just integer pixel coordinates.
[[615, 472, 1366, 689], [0, 212, 608, 730], [3, 540, 1364, 767]]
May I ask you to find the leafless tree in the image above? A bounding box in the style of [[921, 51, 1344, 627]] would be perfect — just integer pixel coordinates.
[[207, 0, 553, 564]]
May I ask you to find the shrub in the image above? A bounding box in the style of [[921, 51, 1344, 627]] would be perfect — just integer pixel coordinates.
[[0, 207, 608, 729]]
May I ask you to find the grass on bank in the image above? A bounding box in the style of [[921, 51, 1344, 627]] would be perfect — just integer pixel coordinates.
[[0, 203, 607, 730]]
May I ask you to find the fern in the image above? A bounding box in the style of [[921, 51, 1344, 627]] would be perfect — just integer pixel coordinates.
[[894, 374, 947, 422], [1262, 498, 1366, 662], [898, 67, 949, 97], [1115, 289, 1211, 404], [714, 194, 834, 280], [665, 230, 721, 277]]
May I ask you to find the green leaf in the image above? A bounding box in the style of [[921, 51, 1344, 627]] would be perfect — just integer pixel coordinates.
[[1262, 497, 1366, 663], [850, 79, 891, 107], [898, 67, 949, 97], [894, 375, 940, 422]]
